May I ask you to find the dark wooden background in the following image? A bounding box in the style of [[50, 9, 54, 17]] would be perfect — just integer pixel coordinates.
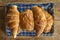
[[0, 0, 60, 40]]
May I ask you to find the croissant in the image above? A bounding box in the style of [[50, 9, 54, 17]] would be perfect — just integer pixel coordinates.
[[18, 13, 22, 34], [17, 26, 22, 34], [6, 5, 19, 38], [20, 9, 34, 32], [32, 6, 47, 37], [43, 10, 54, 33]]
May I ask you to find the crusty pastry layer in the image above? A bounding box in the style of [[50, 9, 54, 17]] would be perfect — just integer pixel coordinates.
[[32, 6, 47, 37], [6, 5, 20, 38], [20, 9, 34, 32], [43, 10, 54, 33]]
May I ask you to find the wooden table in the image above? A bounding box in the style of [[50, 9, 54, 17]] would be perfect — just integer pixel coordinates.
[[0, 0, 60, 40]]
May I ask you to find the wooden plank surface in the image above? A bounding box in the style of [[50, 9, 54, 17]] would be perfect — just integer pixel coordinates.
[[54, 2, 60, 21], [0, 0, 60, 40]]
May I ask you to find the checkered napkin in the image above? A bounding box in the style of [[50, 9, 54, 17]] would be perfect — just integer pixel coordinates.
[[6, 3, 54, 36]]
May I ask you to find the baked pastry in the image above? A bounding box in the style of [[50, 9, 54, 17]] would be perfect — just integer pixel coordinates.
[[6, 5, 19, 38], [18, 13, 22, 34], [43, 10, 54, 33], [32, 6, 47, 37], [20, 9, 34, 32], [17, 26, 22, 34]]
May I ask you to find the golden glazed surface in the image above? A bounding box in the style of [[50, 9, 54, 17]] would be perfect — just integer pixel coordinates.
[[6, 5, 20, 38], [32, 6, 47, 37], [20, 10, 34, 32]]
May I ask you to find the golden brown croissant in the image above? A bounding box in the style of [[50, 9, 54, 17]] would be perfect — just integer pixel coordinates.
[[20, 9, 34, 32], [6, 5, 19, 38], [32, 6, 47, 37], [17, 26, 22, 34], [18, 13, 22, 34], [43, 10, 54, 33]]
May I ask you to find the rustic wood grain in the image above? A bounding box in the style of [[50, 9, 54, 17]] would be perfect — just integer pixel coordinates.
[[0, 0, 55, 3], [54, 21, 60, 35], [54, 2, 60, 21], [0, 0, 60, 40]]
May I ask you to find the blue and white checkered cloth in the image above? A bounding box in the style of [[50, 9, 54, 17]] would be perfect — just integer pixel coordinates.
[[6, 3, 54, 36]]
